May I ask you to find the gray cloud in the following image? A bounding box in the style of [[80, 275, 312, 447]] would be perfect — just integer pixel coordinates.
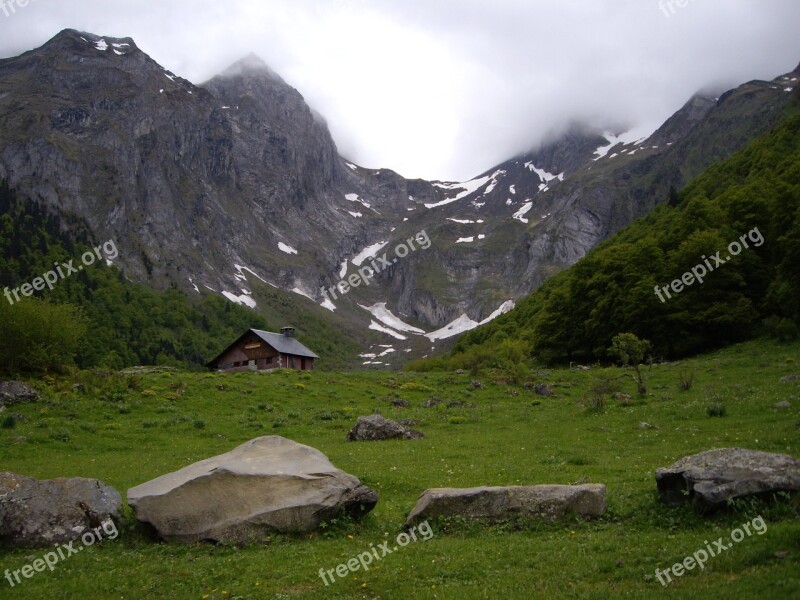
[[1, 0, 798, 180]]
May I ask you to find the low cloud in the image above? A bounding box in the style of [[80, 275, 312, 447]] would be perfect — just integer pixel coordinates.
[[1, 0, 798, 180]]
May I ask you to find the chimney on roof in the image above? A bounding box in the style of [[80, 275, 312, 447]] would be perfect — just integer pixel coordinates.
[[280, 326, 295, 337]]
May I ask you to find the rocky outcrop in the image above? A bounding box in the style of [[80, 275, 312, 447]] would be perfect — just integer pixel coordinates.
[[656, 448, 800, 512], [127, 436, 378, 544], [0, 472, 122, 548], [0, 381, 38, 406], [405, 484, 607, 526], [346, 415, 424, 441]]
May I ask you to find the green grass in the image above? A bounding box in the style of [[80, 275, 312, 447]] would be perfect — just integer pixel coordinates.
[[1, 338, 798, 598]]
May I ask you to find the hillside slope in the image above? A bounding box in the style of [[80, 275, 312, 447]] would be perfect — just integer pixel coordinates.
[[426, 92, 800, 368]]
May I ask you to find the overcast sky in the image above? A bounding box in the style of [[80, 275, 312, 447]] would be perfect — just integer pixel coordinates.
[[1, 0, 799, 181]]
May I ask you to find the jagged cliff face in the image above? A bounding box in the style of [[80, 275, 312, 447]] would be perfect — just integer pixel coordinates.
[[0, 29, 796, 358]]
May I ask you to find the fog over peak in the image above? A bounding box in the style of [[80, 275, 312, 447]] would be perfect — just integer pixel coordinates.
[[1, 0, 798, 181]]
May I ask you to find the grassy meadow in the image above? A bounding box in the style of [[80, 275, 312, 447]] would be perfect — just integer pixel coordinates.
[[1, 338, 799, 599]]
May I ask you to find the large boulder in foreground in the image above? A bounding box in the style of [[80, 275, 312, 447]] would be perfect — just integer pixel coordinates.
[[656, 448, 800, 512], [346, 414, 423, 441], [0, 472, 122, 548], [405, 484, 606, 526], [0, 381, 38, 407], [127, 436, 378, 544]]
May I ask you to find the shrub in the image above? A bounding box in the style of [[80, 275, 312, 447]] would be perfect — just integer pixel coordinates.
[[49, 428, 71, 442], [448, 416, 467, 425], [0, 298, 86, 375], [1, 414, 16, 429], [765, 316, 800, 342], [707, 402, 727, 417], [126, 375, 144, 391], [194, 419, 206, 429], [678, 371, 695, 391]]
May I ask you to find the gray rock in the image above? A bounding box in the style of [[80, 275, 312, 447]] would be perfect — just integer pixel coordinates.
[[780, 375, 800, 383], [655, 448, 800, 512], [405, 484, 606, 526], [346, 415, 423, 441], [0, 381, 39, 406], [774, 401, 791, 409], [0, 472, 122, 548], [534, 384, 554, 397], [390, 398, 410, 408], [127, 436, 377, 543]]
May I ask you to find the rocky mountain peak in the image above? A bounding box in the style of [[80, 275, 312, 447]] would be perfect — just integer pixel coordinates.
[[43, 28, 139, 57], [216, 52, 284, 83]]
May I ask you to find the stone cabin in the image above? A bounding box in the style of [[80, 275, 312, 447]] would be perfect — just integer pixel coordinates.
[[206, 327, 318, 372]]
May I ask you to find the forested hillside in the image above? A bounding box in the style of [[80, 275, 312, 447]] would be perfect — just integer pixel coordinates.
[[0, 182, 269, 373], [417, 103, 800, 370]]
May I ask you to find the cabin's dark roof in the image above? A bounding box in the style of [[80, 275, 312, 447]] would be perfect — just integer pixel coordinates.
[[206, 328, 318, 367], [250, 329, 318, 358]]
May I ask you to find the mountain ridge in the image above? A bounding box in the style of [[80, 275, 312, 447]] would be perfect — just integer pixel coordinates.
[[0, 29, 797, 365]]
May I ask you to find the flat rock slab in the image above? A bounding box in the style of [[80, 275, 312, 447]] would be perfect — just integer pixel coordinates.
[[347, 414, 423, 441], [405, 484, 606, 526], [127, 436, 378, 544], [656, 448, 800, 512], [0, 472, 122, 548]]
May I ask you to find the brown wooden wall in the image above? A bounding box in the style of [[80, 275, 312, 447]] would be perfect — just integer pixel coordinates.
[[212, 331, 314, 371]]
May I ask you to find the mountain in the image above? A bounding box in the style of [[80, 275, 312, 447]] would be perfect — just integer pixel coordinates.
[[421, 93, 800, 369], [0, 29, 797, 366]]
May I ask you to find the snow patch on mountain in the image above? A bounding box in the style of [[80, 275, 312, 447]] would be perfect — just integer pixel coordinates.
[[222, 290, 256, 309], [525, 162, 563, 184], [291, 287, 313, 301], [360, 303, 426, 334], [513, 202, 533, 223], [424, 300, 515, 341], [352, 241, 388, 266], [234, 264, 267, 283], [593, 126, 655, 161], [426, 174, 493, 208], [345, 193, 372, 210], [369, 320, 407, 340]]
